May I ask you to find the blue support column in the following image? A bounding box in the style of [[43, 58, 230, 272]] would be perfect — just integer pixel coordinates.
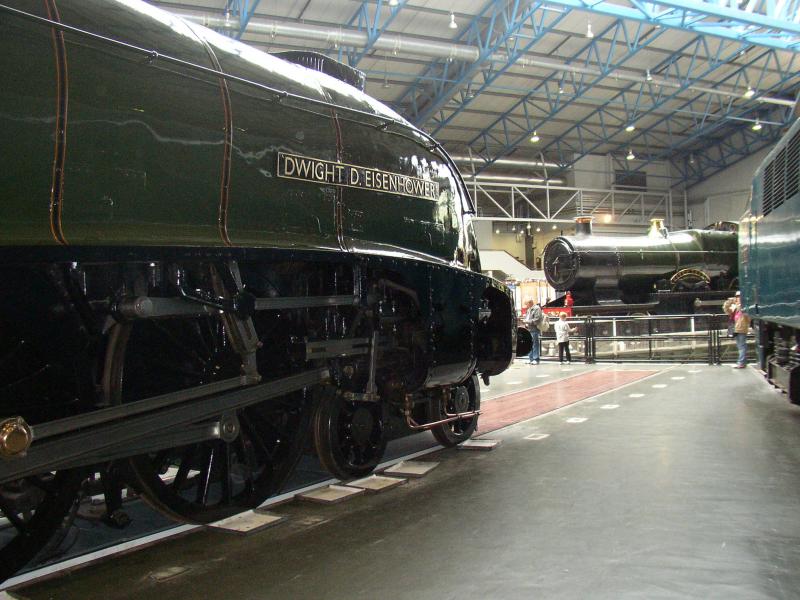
[[394, 0, 509, 123], [224, 0, 262, 40], [412, 2, 569, 133], [344, 0, 406, 67]]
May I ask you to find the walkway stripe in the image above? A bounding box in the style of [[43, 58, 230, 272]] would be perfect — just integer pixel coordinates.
[[477, 370, 656, 434]]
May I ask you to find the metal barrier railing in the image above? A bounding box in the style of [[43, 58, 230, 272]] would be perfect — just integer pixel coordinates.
[[533, 313, 756, 364]]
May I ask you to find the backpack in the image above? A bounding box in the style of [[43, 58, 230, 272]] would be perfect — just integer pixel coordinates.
[[538, 312, 550, 333]]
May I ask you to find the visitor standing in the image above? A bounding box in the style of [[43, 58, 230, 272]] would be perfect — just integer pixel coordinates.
[[524, 298, 543, 365], [724, 291, 751, 368], [554, 311, 577, 364]]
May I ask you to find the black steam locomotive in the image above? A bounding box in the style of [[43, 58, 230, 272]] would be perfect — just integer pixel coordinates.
[[542, 218, 738, 314], [0, 0, 516, 580]]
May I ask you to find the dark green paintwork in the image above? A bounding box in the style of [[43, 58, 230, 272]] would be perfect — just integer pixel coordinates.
[[0, 0, 473, 265]]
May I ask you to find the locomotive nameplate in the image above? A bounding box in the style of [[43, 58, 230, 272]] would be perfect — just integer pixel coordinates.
[[277, 152, 439, 201]]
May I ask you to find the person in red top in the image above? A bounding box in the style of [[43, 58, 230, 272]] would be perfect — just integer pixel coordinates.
[[564, 291, 574, 308]]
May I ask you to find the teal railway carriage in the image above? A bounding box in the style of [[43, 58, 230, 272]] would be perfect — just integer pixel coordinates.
[[740, 116, 800, 402], [0, 0, 516, 580]]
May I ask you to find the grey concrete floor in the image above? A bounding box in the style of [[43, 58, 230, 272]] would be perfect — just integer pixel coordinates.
[[17, 363, 800, 600]]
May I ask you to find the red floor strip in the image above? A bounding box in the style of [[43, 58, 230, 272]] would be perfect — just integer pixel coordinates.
[[477, 370, 657, 434]]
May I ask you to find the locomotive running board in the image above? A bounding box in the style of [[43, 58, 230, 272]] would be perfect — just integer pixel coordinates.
[[116, 294, 360, 319], [0, 368, 329, 485]]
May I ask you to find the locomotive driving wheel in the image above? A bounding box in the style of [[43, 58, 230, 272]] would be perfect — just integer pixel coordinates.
[[105, 316, 312, 523], [312, 388, 388, 480], [0, 471, 84, 582], [0, 268, 90, 581], [427, 374, 481, 447]]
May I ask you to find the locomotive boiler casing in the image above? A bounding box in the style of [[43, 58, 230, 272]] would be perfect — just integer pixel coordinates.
[[0, 0, 514, 390], [543, 228, 738, 304], [739, 116, 800, 401], [741, 116, 800, 330]]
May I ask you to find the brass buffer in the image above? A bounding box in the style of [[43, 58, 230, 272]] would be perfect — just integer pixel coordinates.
[[0, 417, 33, 458]]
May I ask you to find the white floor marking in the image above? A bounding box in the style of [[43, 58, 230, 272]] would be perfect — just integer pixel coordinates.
[[535, 374, 550, 378], [566, 417, 588, 423], [652, 383, 667, 388], [687, 369, 702, 373], [670, 376, 686, 380], [600, 404, 619, 410], [524, 433, 550, 440], [628, 393, 645, 398], [504, 380, 523, 385]]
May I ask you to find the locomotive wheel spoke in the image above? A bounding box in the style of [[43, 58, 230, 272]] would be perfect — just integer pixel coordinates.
[[221, 443, 233, 505], [105, 313, 311, 524], [239, 413, 275, 462], [150, 322, 208, 367], [172, 449, 194, 491], [0, 469, 83, 582], [0, 284, 86, 583], [0, 497, 27, 532]]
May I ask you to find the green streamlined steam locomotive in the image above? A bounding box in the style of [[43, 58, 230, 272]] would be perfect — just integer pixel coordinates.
[[0, 0, 516, 579]]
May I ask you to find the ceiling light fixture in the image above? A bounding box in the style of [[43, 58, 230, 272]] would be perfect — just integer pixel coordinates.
[[743, 86, 755, 99], [586, 20, 594, 39], [449, 12, 457, 30], [388, 0, 399, 6], [689, 153, 695, 165], [382, 56, 391, 89], [626, 149, 635, 161], [646, 69, 652, 82], [535, 227, 541, 233], [625, 123, 635, 133], [530, 130, 540, 143], [558, 85, 564, 94], [603, 214, 612, 223], [551, 224, 557, 230], [752, 119, 762, 131]]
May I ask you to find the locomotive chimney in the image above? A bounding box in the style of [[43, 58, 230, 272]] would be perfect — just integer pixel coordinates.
[[574, 216, 593, 236], [648, 218, 667, 238]]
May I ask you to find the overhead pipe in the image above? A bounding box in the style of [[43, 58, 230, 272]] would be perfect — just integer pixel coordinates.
[[466, 174, 565, 185], [174, 10, 795, 108], [450, 154, 561, 170]]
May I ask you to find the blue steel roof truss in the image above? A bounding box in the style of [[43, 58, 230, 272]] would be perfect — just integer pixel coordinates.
[[393, 0, 518, 122], [608, 53, 799, 184], [217, 0, 799, 187], [223, 0, 261, 40], [464, 19, 669, 174], [341, 0, 407, 67], [421, 3, 571, 135], [534, 35, 749, 166], [545, 0, 800, 52]]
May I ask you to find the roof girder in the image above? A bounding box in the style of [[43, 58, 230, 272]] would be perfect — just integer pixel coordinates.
[[465, 19, 669, 173], [546, 0, 800, 52]]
